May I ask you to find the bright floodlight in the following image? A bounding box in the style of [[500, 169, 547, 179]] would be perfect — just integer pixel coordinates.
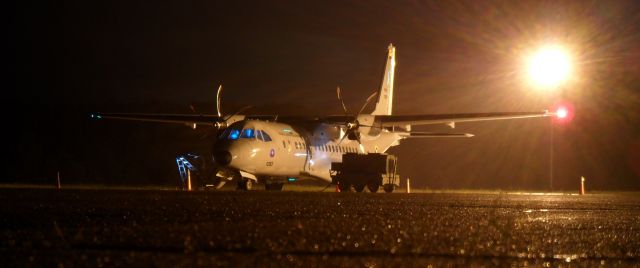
[[528, 45, 572, 88], [556, 107, 568, 119]]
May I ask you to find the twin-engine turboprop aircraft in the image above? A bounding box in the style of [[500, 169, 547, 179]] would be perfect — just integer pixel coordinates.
[[93, 44, 558, 191]]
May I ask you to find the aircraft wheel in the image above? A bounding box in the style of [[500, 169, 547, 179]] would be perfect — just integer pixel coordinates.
[[383, 184, 394, 193], [337, 181, 351, 192], [237, 178, 253, 191], [265, 183, 284, 191], [353, 183, 366, 192], [367, 182, 380, 193]]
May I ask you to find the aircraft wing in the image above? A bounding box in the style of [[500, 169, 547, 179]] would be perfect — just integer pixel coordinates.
[[90, 112, 222, 125], [398, 132, 474, 138], [373, 111, 552, 127], [91, 111, 552, 127]]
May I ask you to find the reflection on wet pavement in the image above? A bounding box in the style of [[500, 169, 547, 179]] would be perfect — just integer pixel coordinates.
[[1, 189, 638, 266]]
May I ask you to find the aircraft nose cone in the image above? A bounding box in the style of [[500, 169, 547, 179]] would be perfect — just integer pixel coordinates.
[[214, 151, 232, 166]]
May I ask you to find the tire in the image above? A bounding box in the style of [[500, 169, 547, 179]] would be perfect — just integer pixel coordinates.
[[353, 183, 366, 192], [338, 181, 351, 192], [383, 184, 394, 193], [265, 183, 284, 191], [237, 178, 253, 191], [367, 182, 380, 193], [236, 180, 246, 190]]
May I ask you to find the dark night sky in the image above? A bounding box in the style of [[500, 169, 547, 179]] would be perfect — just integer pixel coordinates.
[[9, 0, 640, 190]]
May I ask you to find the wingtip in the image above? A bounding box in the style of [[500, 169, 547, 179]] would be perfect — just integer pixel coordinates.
[[89, 113, 102, 119]]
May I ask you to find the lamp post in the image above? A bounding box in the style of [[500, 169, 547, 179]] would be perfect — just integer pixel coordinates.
[[549, 118, 554, 191], [526, 45, 572, 192]]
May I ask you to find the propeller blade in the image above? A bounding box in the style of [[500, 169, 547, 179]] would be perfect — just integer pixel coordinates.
[[338, 129, 350, 145], [223, 105, 252, 121], [336, 86, 349, 115], [357, 91, 378, 115], [216, 85, 223, 117]]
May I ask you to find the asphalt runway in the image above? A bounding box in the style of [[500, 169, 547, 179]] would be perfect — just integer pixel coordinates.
[[1, 188, 639, 267]]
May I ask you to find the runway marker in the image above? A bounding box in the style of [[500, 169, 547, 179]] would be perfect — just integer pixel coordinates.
[[406, 178, 411, 193], [187, 170, 192, 191]]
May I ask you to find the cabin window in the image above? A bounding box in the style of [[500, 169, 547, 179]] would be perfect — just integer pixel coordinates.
[[240, 128, 255, 139]]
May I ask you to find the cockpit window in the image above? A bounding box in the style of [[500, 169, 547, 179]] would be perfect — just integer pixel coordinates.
[[254, 130, 273, 142], [256, 130, 264, 141], [229, 129, 240, 140], [240, 128, 255, 139], [219, 128, 231, 139], [261, 130, 272, 141]]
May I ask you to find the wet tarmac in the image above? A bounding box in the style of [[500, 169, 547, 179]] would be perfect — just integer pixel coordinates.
[[1, 188, 639, 267]]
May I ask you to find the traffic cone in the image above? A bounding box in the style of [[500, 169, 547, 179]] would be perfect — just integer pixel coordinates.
[[56, 171, 61, 189]]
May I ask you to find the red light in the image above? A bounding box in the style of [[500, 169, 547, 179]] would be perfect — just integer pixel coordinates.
[[551, 102, 574, 123], [556, 107, 568, 119]]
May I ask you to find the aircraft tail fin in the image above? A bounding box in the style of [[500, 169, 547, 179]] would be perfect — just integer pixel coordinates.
[[371, 44, 396, 115]]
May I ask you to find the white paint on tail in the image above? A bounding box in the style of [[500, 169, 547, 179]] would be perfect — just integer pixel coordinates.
[[371, 44, 396, 116]]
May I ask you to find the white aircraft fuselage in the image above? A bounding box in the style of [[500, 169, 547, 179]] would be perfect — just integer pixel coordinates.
[[213, 117, 402, 183]]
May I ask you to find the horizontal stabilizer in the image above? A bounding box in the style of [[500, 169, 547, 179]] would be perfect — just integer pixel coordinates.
[[399, 132, 474, 138]]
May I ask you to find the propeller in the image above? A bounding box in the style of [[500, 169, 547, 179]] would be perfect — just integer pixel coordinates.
[[216, 85, 223, 117], [211, 85, 252, 130], [335, 86, 378, 148], [193, 84, 251, 140]]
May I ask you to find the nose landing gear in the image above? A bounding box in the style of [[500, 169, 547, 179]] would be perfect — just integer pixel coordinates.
[[237, 178, 253, 190]]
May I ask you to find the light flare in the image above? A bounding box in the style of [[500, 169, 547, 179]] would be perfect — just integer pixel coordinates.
[[527, 45, 572, 88], [556, 107, 568, 119]]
